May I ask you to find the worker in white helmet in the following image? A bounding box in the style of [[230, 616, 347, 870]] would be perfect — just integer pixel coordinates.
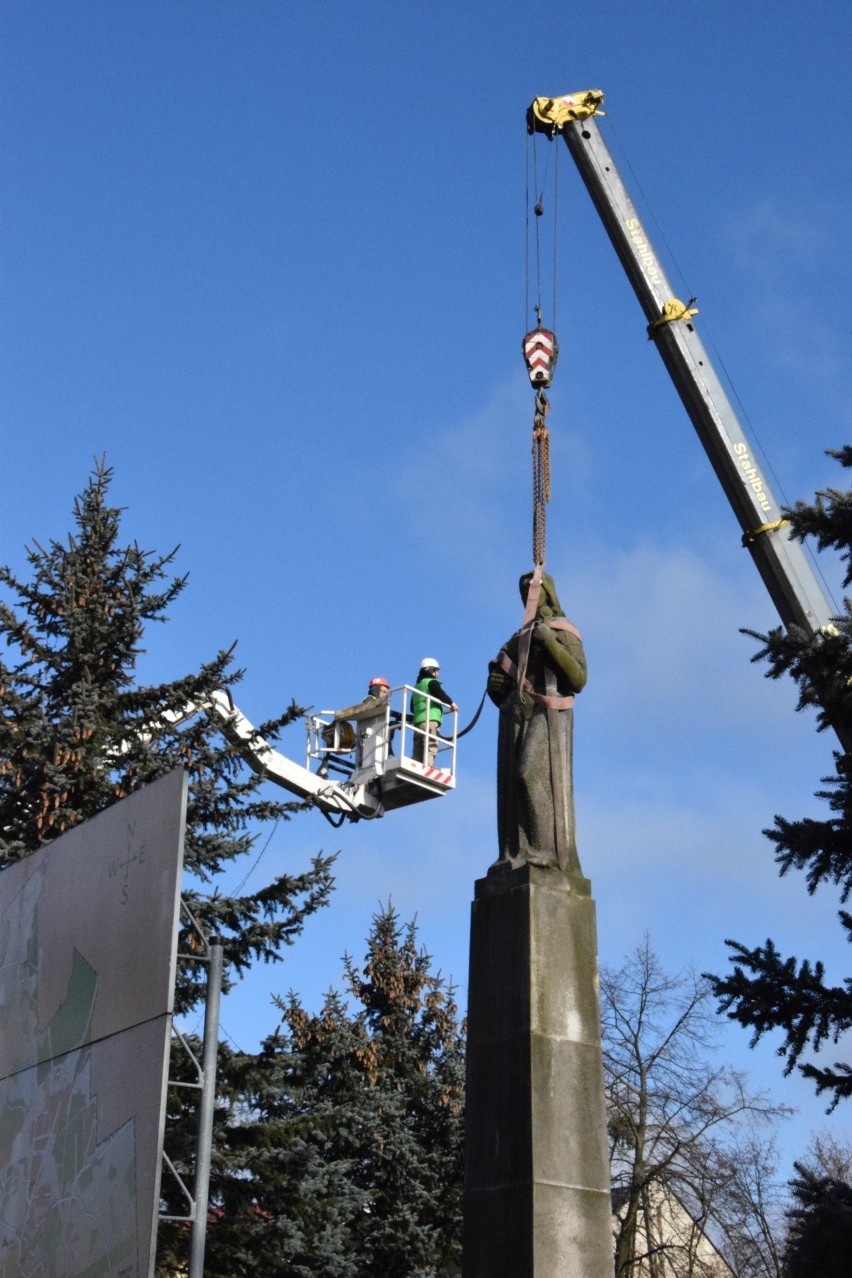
[[411, 659, 457, 766]]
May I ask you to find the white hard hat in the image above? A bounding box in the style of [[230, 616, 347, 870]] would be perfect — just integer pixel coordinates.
[[420, 657, 439, 670]]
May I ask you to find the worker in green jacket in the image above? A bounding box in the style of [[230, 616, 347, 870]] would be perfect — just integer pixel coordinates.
[[411, 659, 457, 766]]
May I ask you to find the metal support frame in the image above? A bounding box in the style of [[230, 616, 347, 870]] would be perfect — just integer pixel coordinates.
[[156, 901, 224, 1277], [189, 936, 223, 1278]]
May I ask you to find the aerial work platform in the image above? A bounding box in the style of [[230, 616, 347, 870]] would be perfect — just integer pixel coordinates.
[[307, 683, 457, 815], [165, 684, 457, 824]]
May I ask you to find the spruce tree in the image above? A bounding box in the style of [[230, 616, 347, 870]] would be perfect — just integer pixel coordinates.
[[783, 1162, 852, 1278], [205, 904, 465, 1277], [0, 459, 335, 1011], [708, 448, 852, 1108]]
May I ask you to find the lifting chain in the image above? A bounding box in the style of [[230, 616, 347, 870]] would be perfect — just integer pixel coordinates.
[[524, 118, 559, 570], [532, 389, 551, 566]]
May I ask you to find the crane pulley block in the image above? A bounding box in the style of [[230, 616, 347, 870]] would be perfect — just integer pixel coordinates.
[[527, 90, 605, 137], [523, 326, 559, 389]]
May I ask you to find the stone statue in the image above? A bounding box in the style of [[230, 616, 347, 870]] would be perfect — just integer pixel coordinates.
[[487, 569, 587, 875]]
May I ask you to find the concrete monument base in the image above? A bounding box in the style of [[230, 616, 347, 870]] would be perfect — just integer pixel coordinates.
[[463, 863, 614, 1277]]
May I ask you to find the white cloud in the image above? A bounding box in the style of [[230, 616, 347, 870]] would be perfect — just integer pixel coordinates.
[[392, 373, 535, 607], [728, 198, 829, 281], [546, 535, 808, 742]]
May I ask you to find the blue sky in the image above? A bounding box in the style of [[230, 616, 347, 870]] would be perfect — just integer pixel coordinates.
[[4, 2, 852, 1175]]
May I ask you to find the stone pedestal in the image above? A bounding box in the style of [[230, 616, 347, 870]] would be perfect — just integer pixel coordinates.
[[462, 864, 614, 1277]]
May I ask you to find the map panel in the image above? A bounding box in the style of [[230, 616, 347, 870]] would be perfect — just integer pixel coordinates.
[[0, 1017, 172, 1278], [0, 769, 187, 1080], [0, 771, 187, 1278]]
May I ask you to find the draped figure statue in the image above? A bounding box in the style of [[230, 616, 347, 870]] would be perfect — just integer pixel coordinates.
[[487, 570, 587, 875]]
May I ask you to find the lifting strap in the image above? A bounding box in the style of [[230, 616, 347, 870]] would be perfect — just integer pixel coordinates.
[[497, 636, 579, 711], [498, 563, 581, 710]]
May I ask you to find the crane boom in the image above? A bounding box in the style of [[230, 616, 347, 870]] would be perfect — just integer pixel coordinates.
[[528, 94, 834, 637]]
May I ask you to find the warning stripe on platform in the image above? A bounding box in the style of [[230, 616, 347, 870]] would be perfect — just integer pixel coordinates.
[[422, 766, 452, 784]]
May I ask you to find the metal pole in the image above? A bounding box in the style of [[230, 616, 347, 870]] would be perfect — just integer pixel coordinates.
[[188, 938, 224, 1278]]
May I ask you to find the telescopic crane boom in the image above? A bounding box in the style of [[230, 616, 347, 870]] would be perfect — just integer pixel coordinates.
[[528, 91, 835, 639]]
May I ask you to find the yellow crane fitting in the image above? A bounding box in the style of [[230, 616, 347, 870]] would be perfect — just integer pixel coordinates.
[[527, 90, 605, 136], [648, 297, 700, 336]]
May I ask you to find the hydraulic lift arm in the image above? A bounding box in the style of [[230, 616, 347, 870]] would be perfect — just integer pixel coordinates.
[[151, 685, 457, 823], [528, 93, 835, 639], [152, 691, 382, 821], [203, 691, 381, 819]]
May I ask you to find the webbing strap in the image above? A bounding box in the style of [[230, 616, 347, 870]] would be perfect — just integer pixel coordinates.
[[497, 608, 582, 711], [496, 650, 576, 710], [515, 563, 543, 699]]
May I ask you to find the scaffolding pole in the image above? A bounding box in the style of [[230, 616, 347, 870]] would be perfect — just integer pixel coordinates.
[[188, 937, 223, 1278]]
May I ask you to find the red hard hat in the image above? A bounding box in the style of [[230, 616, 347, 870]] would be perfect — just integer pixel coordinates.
[[369, 676, 389, 688]]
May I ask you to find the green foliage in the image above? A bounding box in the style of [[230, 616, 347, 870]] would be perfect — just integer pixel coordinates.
[[783, 1161, 852, 1278], [708, 449, 852, 1107], [201, 904, 465, 1277], [1, 464, 467, 1277], [0, 459, 336, 1011]]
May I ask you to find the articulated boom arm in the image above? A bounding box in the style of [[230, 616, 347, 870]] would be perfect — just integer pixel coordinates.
[[203, 691, 382, 819], [529, 93, 834, 638], [156, 686, 457, 823], [157, 691, 382, 820]]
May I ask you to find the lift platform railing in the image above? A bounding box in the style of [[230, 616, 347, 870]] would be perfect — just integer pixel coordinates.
[[393, 683, 458, 778]]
